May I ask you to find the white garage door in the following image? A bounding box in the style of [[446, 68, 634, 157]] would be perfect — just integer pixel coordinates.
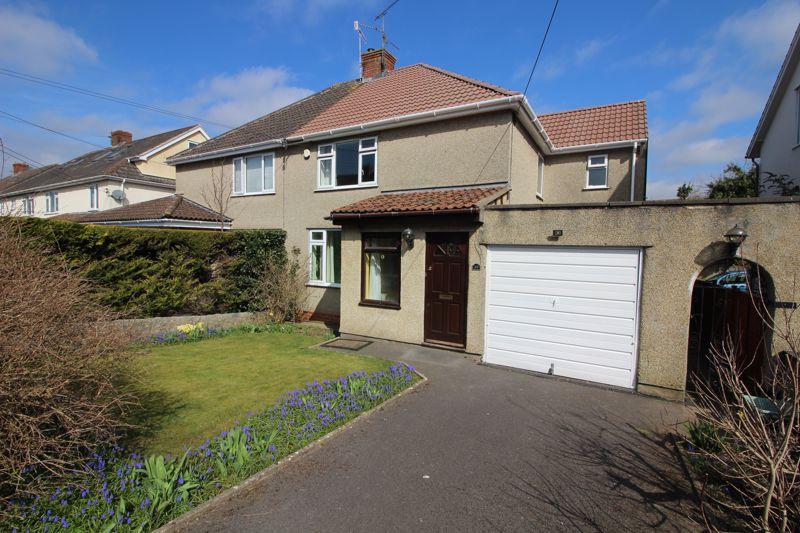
[[484, 246, 641, 388]]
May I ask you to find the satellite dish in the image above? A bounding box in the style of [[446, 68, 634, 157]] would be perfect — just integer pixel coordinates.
[[110, 189, 125, 201]]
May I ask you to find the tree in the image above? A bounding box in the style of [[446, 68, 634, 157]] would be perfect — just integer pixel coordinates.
[[200, 160, 232, 231], [705, 163, 759, 199], [677, 182, 695, 199]]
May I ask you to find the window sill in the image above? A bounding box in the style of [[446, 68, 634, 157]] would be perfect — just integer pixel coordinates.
[[307, 282, 341, 289], [582, 186, 609, 191], [315, 184, 378, 193], [231, 191, 276, 197], [359, 300, 400, 310]]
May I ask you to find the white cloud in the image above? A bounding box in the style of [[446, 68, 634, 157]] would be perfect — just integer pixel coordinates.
[[178, 67, 314, 128], [575, 38, 614, 64], [717, 0, 800, 67], [647, 1, 799, 189], [665, 136, 749, 167], [0, 5, 97, 75]]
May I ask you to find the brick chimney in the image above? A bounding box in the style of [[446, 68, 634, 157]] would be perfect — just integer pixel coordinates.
[[361, 48, 396, 79], [110, 130, 133, 146], [12, 162, 30, 175]]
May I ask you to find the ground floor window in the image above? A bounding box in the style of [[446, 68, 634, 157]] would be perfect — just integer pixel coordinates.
[[309, 229, 341, 286], [361, 233, 401, 308]]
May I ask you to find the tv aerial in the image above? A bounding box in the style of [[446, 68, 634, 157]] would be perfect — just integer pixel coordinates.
[[354, 0, 401, 59]]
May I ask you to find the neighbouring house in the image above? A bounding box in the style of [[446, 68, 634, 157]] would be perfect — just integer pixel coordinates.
[[0, 125, 209, 217], [747, 23, 800, 192], [55, 194, 230, 230], [169, 49, 649, 324], [171, 49, 800, 401]]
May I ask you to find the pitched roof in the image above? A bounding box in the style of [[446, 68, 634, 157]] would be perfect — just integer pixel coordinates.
[[292, 64, 518, 136], [747, 24, 800, 158], [0, 125, 198, 197], [537, 100, 648, 148], [168, 64, 518, 163], [55, 194, 230, 224], [330, 186, 507, 219]]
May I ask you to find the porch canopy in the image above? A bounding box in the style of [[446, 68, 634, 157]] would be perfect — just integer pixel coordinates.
[[329, 185, 508, 221]]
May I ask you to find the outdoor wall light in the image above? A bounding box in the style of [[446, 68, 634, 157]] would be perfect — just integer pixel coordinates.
[[401, 227, 415, 243], [724, 224, 748, 246]]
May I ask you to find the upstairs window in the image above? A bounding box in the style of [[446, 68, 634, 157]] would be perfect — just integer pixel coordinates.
[[233, 153, 275, 195], [537, 158, 545, 198], [45, 191, 58, 213], [309, 229, 341, 286], [318, 137, 377, 189], [586, 154, 608, 188], [796, 86, 800, 145], [89, 184, 99, 210], [188, 140, 200, 149]]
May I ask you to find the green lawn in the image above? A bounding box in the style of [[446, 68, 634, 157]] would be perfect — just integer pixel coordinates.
[[132, 328, 390, 454]]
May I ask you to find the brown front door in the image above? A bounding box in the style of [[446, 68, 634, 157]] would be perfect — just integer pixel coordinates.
[[424, 232, 469, 348]]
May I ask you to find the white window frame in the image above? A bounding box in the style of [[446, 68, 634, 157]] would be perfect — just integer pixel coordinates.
[[316, 137, 378, 190], [89, 184, 99, 210], [22, 196, 34, 215], [795, 86, 800, 146], [232, 152, 276, 196], [45, 191, 58, 213], [585, 154, 609, 189], [188, 140, 200, 149], [537, 158, 545, 199], [308, 229, 341, 288]]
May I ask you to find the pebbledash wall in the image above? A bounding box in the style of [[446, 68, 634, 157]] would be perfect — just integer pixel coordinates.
[[480, 197, 800, 399], [176, 110, 644, 319], [336, 197, 799, 399]]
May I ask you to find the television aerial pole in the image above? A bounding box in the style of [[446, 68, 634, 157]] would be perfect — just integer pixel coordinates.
[[354, 0, 401, 71]]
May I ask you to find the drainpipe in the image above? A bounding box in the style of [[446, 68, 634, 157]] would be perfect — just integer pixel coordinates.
[[630, 141, 638, 201]]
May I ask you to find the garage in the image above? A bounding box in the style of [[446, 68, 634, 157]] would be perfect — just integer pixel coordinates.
[[483, 246, 642, 388]]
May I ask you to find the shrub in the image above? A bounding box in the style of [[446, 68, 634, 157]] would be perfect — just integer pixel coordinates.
[[10, 217, 285, 317], [0, 219, 134, 510], [4, 365, 418, 531], [259, 247, 309, 322]]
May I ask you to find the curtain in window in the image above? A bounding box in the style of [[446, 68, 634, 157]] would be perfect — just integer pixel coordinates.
[[246, 156, 262, 193], [264, 155, 274, 191], [326, 231, 341, 284]]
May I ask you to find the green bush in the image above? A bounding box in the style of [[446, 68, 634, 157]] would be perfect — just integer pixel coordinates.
[[10, 217, 285, 317]]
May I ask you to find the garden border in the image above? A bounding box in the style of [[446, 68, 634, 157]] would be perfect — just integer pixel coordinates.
[[155, 365, 429, 532]]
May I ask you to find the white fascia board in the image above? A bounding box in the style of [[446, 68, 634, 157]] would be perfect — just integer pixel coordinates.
[[131, 126, 211, 162], [0, 175, 175, 198], [87, 218, 230, 230], [168, 94, 648, 164]]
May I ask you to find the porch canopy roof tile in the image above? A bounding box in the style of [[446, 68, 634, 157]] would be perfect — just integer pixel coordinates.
[[330, 185, 507, 220]]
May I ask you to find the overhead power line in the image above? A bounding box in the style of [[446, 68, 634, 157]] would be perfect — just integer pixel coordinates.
[[0, 109, 105, 148], [2, 144, 44, 168], [0, 67, 235, 129], [523, 0, 560, 97]]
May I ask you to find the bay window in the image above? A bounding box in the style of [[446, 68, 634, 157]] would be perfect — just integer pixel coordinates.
[[309, 229, 341, 286], [586, 154, 608, 188], [361, 233, 400, 308], [233, 153, 275, 195], [317, 137, 377, 189]]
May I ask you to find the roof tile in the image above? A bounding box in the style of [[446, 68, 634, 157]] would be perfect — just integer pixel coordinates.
[[55, 194, 228, 224], [538, 100, 648, 148], [331, 186, 506, 218]]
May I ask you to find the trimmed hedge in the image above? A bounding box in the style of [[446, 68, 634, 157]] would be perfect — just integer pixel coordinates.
[[11, 217, 285, 318]]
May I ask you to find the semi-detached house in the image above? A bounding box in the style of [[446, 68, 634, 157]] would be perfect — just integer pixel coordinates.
[[169, 49, 648, 321]]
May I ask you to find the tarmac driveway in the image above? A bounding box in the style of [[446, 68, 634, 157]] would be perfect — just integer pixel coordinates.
[[172, 338, 700, 532]]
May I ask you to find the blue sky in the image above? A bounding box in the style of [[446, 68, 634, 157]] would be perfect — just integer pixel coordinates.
[[0, 0, 797, 198]]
